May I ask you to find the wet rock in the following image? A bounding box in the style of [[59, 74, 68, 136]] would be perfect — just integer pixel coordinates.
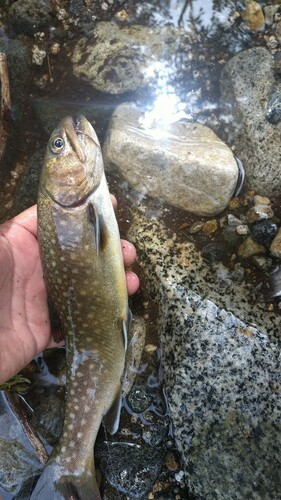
[[103, 103, 239, 216], [246, 204, 274, 223], [220, 47, 281, 197], [236, 224, 249, 235], [227, 214, 242, 227], [97, 442, 165, 499], [9, 0, 53, 36], [270, 227, 281, 258], [128, 210, 281, 498], [0, 439, 41, 492], [201, 242, 224, 263], [127, 386, 153, 414], [71, 22, 182, 94], [251, 219, 278, 247], [238, 236, 266, 258], [222, 225, 242, 248], [266, 83, 281, 124]]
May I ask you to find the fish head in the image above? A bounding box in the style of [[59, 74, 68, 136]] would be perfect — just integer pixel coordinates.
[[40, 115, 103, 207]]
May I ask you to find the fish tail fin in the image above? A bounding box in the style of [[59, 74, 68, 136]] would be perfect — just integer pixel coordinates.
[[30, 461, 102, 500]]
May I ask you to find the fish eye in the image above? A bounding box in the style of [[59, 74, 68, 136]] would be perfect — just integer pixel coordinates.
[[50, 137, 65, 153]]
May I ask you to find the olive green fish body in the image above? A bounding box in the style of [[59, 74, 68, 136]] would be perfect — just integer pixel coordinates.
[[32, 116, 128, 499]]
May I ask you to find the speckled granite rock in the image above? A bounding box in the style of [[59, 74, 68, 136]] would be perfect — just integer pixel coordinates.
[[128, 209, 281, 499], [71, 23, 183, 94], [220, 47, 281, 197], [103, 103, 239, 216]]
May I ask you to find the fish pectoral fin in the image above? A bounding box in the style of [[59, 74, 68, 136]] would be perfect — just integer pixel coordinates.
[[48, 298, 64, 342], [122, 308, 133, 351], [88, 202, 109, 255], [103, 384, 122, 435]]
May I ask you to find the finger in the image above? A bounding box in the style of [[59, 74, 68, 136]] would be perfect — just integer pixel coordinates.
[[121, 240, 137, 267], [9, 204, 38, 238], [110, 194, 117, 210], [126, 271, 140, 295]]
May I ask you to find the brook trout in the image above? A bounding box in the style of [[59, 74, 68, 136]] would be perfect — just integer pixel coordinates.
[[31, 116, 130, 499]]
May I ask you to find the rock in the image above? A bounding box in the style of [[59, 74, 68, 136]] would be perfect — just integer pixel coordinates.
[[251, 219, 278, 247], [246, 204, 274, 223], [238, 236, 266, 258], [128, 209, 281, 498], [127, 386, 153, 414], [9, 0, 53, 36], [0, 439, 41, 493], [270, 227, 281, 258], [202, 219, 218, 235], [240, 1, 265, 31], [71, 22, 183, 94], [201, 242, 225, 263], [103, 103, 239, 216], [97, 442, 165, 499], [220, 47, 281, 197]]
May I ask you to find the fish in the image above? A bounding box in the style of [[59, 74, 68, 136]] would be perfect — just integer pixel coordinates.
[[31, 115, 130, 499]]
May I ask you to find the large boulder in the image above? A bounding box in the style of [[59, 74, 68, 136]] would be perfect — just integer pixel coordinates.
[[220, 47, 281, 197], [128, 209, 281, 498], [103, 103, 239, 216]]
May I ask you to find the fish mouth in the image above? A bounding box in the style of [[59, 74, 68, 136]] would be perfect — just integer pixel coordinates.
[[62, 115, 100, 163]]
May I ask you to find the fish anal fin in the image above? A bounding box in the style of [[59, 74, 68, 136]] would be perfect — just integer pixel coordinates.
[[103, 384, 122, 435], [48, 298, 64, 343], [88, 202, 109, 255]]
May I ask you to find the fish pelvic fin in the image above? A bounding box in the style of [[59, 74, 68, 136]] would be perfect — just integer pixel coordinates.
[[30, 461, 102, 500], [88, 202, 109, 256]]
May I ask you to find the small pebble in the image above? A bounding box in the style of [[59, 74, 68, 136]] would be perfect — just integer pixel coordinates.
[[229, 197, 240, 210], [240, 0, 265, 31], [32, 46, 46, 65], [236, 224, 249, 235], [144, 344, 158, 354], [50, 42, 60, 55], [227, 214, 241, 227], [270, 228, 281, 258], [166, 451, 179, 472], [253, 195, 271, 206], [251, 220, 278, 246], [202, 219, 218, 235], [189, 221, 204, 234], [238, 236, 266, 258], [246, 204, 274, 223]]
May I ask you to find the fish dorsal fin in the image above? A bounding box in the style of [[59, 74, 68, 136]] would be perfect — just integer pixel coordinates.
[[103, 384, 122, 435], [122, 308, 133, 352], [88, 202, 108, 255]]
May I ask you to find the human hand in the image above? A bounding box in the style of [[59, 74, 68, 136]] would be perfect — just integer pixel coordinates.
[[0, 202, 139, 384]]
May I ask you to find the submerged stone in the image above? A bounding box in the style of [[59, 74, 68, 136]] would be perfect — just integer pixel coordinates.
[[71, 22, 183, 94], [103, 103, 239, 216], [97, 442, 165, 499]]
